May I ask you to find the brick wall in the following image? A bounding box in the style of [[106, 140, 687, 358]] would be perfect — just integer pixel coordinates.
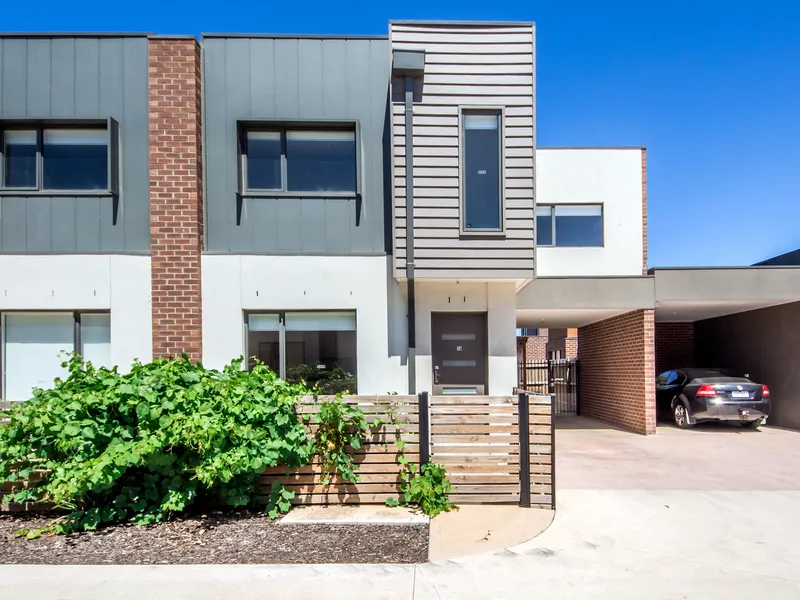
[[578, 310, 656, 434], [655, 322, 695, 374], [517, 329, 549, 362], [148, 38, 203, 361], [641, 149, 648, 274]]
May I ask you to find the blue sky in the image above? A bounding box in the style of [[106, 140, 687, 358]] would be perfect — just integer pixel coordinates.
[[3, 0, 799, 267]]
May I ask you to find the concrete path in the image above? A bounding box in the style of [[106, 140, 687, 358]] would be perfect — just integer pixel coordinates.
[[3, 418, 800, 599]]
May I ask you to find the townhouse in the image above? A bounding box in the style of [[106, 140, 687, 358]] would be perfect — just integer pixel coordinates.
[[1, 21, 798, 433]]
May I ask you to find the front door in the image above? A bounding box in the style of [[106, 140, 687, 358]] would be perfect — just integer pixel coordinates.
[[431, 312, 487, 395]]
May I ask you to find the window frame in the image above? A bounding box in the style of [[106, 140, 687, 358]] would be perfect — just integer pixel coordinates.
[[458, 106, 506, 236], [237, 119, 362, 199], [0, 118, 119, 196], [535, 203, 605, 248], [0, 310, 111, 401], [244, 310, 358, 382]]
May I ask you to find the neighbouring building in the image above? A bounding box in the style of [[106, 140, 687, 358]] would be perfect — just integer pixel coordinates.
[[1, 22, 799, 433]]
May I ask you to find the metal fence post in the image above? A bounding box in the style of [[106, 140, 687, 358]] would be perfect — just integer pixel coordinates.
[[418, 391, 430, 465], [575, 359, 581, 416], [518, 391, 531, 508]]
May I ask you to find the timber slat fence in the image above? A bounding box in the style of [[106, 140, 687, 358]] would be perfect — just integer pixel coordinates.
[[3, 392, 555, 511]]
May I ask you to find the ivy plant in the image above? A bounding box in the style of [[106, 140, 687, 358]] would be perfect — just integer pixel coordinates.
[[0, 355, 314, 536], [313, 397, 369, 485]]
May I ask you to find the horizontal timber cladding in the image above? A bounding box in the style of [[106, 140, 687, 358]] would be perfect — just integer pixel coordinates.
[[429, 394, 553, 507], [260, 396, 420, 505], [389, 23, 536, 279]]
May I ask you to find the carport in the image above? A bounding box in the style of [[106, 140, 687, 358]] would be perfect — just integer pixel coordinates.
[[652, 266, 800, 431], [517, 276, 658, 434], [517, 268, 800, 435]]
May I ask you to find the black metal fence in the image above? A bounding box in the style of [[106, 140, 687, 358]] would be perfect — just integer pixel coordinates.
[[518, 358, 579, 416]]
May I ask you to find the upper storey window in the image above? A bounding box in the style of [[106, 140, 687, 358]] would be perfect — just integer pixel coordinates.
[[537, 205, 603, 247], [1, 120, 118, 194], [461, 110, 503, 232], [242, 127, 357, 194]]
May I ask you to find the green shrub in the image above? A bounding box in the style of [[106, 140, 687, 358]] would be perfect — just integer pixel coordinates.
[[314, 398, 369, 485], [0, 355, 313, 535], [286, 363, 356, 395], [387, 458, 457, 518]]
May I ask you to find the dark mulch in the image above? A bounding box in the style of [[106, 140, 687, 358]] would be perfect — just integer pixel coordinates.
[[0, 510, 429, 565]]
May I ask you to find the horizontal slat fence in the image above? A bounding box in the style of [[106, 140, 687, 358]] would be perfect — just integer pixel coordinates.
[[260, 395, 418, 505], [429, 394, 553, 507]]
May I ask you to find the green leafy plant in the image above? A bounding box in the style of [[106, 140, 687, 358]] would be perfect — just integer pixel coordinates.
[[0, 354, 314, 536], [265, 481, 295, 519], [313, 397, 369, 485], [286, 363, 356, 395], [390, 461, 456, 517], [379, 401, 456, 518]]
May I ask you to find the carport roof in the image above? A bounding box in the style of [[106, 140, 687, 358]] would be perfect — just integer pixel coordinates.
[[650, 266, 800, 322], [516, 267, 800, 327]]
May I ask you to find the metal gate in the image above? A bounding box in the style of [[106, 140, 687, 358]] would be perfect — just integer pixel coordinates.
[[517, 358, 579, 415]]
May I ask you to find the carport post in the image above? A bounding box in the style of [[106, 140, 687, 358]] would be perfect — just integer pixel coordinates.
[[518, 391, 531, 508]]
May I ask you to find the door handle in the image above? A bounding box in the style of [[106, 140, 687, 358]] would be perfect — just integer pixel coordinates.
[[434, 365, 440, 384]]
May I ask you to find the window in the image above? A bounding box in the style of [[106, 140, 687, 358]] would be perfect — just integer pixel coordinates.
[[536, 205, 603, 247], [246, 311, 357, 394], [517, 328, 539, 337], [3, 130, 37, 188], [242, 126, 357, 194], [0, 120, 118, 193], [461, 110, 502, 231], [1, 312, 110, 402]]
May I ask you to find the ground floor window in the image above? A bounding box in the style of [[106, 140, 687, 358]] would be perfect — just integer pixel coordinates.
[[246, 311, 357, 394], [1, 312, 111, 402]]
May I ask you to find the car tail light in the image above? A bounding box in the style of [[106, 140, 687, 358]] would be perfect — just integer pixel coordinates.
[[762, 385, 770, 397], [697, 384, 717, 397]]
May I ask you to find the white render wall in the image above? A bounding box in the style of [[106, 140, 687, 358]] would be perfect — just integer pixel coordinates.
[[535, 148, 644, 276], [0, 255, 153, 369], [414, 281, 518, 396], [202, 255, 408, 395]]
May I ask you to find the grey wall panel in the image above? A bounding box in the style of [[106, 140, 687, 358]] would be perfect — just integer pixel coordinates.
[[203, 36, 390, 254], [0, 35, 149, 253], [695, 301, 800, 430]]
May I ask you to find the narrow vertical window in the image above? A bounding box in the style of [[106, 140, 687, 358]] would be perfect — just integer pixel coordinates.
[[247, 314, 281, 373], [3, 130, 37, 188], [462, 111, 502, 231], [245, 131, 282, 191], [536, 206, 554, 246], [80, 313, 111, 368]]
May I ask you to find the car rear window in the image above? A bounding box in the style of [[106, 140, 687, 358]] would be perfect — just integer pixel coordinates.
[[690, 377, 753, 384]]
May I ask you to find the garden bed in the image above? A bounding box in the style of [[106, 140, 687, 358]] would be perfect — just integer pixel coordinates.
[[0, 510, 429, 564]]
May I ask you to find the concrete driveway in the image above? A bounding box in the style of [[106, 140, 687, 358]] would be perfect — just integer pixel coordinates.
[[2, 417, 800, 599]]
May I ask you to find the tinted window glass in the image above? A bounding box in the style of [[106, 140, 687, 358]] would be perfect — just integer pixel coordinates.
[[43, 129, 108, 190], [286, 131, 356, 193], [536, 206, 553, 246], [463, 113, 501, 230], [246, 131, 282, 190], [656, 371, 671, 387], [4, 130, 37, 188], [555, 205, 602, 247]]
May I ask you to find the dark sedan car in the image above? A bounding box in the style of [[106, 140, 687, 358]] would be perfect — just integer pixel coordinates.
[[656, 368, 771, 429]]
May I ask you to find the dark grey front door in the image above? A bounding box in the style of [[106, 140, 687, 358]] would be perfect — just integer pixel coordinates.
[[431, 312, 487, 395]]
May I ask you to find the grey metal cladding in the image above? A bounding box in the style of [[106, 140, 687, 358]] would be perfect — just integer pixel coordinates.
[[0, 35, 150, 253], [203, 36, 391, 254]]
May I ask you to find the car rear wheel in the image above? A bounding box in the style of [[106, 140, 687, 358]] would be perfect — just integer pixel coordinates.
[[673, 403, 692, 428], [743, 419, 762, 430]]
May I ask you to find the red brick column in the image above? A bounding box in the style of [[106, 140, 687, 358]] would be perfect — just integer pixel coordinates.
[[655, 322, 695, 374], [148, 37, 203, 361], [578, 310, 656, 434]]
